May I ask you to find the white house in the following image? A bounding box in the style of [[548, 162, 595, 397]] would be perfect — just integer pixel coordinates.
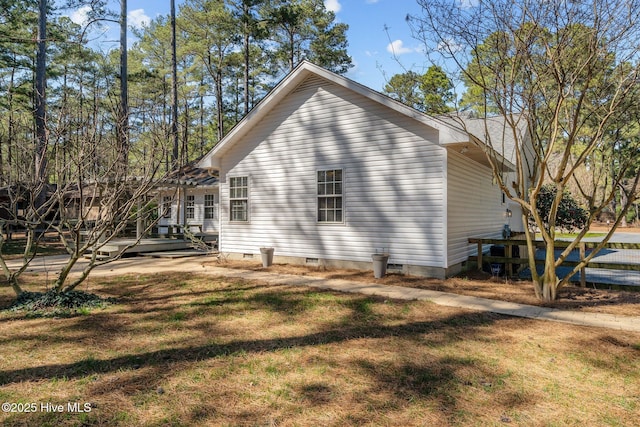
[[197, 61, 527, 278], [156, 163, 220, 237]]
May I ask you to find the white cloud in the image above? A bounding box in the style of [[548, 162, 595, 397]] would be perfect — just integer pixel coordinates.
[[437, 38, 464, 54], [386, 39, 415, 56], [69, 5, 91, 26], [459, 0, 479, 8], [366, 0, 380, 3], [128, 9, 150, 29], [324, 0, 341, 13]]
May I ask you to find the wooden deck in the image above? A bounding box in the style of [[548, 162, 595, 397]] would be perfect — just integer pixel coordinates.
[[89, 234, 217, 259]]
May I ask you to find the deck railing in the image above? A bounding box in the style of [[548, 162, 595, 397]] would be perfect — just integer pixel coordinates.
[[468, 238, 640, 287]]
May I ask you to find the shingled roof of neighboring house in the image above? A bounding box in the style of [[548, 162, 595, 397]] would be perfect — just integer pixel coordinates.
[[164, 161, 219, 188]]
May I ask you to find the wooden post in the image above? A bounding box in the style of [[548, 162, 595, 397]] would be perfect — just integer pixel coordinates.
[[477, 241, 483, 271], [579, 242, 586, 287], [506, 243, 513, 277]]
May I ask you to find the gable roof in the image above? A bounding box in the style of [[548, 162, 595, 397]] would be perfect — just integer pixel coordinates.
[[198, 61, 476, 169], [197, 61, 516, 171]]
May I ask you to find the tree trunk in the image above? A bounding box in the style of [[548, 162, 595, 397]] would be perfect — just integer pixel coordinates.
[[118, 0, 129, 172], [216, 68, 224, 141], [535, 240, 559, 301], [170, 0, 179, 169], [243, 0, 250, 115], [199, 79, 205, 156], [34, 0, 48, 203], [619, 183, 629, 227]]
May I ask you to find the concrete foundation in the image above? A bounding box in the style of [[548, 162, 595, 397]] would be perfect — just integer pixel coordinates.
[[222, 252, 462, 280]]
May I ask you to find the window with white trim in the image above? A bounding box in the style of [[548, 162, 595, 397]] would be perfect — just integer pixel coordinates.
[[317, 169, 343, 223], [162, 196, 172, 219], [229, 176, 248, 222], [204, 194, 216, 219], [186, 195, 195, 220]]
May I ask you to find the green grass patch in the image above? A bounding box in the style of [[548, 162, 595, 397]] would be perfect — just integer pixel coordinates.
[[536, 232, 607, 239], [0, 238, 67, 257]]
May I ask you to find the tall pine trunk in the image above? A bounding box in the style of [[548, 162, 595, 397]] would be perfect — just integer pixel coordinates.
[[117, 0, 129, 174], [34, 0, 47, 204], [170, 0, 179, 169]]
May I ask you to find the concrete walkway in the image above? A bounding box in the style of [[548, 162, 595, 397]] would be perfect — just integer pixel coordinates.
[[6, 254, 640, 332]]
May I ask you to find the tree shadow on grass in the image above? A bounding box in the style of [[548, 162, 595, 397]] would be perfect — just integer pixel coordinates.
[[0, 311, 498, 387]]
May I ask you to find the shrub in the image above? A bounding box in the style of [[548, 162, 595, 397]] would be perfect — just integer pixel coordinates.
[[534, 184, 589, 232], [7, 290, 117, 317]]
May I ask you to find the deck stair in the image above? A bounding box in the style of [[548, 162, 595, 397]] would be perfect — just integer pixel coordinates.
[[86, 234, 218, 259]]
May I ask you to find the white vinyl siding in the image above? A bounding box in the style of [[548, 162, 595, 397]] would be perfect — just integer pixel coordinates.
[[446, 150, 507, 266], [218, 76, 446, 268]]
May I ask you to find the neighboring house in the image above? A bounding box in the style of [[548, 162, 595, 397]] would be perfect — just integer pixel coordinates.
[[197, 61, 528, 278], [156, 163, 220, 236]]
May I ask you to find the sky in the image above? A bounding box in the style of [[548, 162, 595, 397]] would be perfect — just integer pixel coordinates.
[[65, 0, 434, 92]]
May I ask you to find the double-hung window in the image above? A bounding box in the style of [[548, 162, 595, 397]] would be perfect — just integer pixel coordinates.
[[317, 169, 343, 223], [204, 194, 216, 220], [185, 195, 195, 220], [161, 196, 172, 219], [229, 176, 249, 222]]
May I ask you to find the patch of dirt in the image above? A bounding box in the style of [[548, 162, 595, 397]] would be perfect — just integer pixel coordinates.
[[211, 260, 640, 317]]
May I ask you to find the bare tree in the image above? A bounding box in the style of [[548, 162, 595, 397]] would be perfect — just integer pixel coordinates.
[[410, 0, 640, 300], [0, 110, 169, 295]]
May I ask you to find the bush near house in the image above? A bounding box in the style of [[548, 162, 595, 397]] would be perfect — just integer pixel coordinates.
[[535, 184, 589, 232]]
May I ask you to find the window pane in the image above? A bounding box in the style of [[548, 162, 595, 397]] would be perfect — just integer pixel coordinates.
[[229, 177, 248, 221], [162, 196, 172, 218], [317, 169, 343, 223], [231, 200, 247, 221], [186, 195, 195, 219]]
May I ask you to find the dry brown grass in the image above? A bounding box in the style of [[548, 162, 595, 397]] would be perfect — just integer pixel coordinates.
[[1, 271, 639, 426], [212, 259, 640, 317]]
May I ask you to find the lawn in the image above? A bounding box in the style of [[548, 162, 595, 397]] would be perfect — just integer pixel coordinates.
[[0, 235, 68, 259], [1, 272, 639, 426]]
